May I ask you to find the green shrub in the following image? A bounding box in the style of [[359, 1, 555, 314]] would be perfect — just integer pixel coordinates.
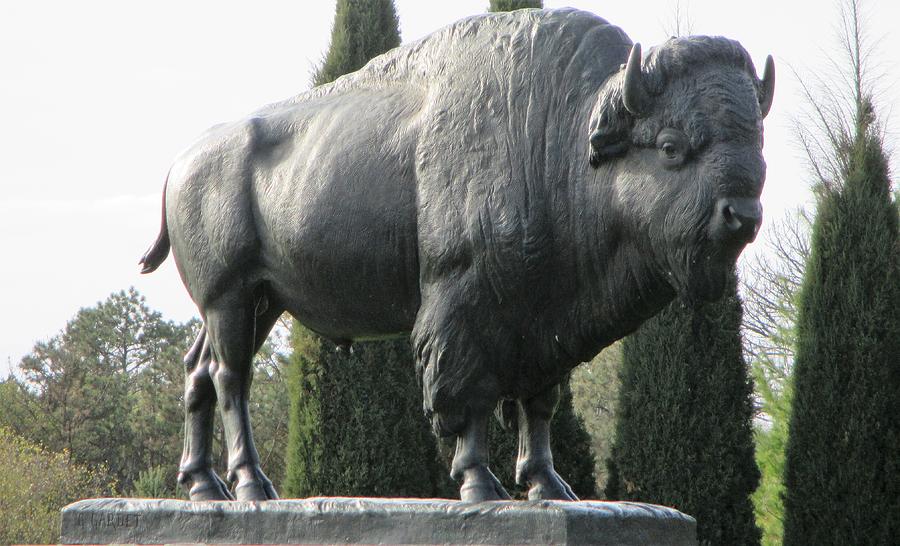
[[0, 427, 114, 544], [130, 465, 177, 499]]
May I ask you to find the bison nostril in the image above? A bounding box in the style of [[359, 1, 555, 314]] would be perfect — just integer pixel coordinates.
[[723, 204, 742, 231], [715, 197, 762, 241]]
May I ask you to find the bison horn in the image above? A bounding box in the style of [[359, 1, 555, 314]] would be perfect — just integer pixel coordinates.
[[623, 43, 650, 117], [759, 55, 775, 118]]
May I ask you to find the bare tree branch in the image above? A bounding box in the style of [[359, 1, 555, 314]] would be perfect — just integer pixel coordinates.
[[661, 0, 694, 38]]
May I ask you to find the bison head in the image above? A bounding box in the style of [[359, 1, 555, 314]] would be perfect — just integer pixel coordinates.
[[588, 36, 775, 303]]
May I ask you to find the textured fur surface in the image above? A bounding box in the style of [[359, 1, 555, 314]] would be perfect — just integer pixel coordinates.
[[144, 8, 771, 439]]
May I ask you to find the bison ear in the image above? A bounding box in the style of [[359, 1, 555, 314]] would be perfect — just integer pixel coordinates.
[[589, 128, 629, 168]]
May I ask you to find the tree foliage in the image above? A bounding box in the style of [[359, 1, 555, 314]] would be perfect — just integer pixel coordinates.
[[1, 288, 194, 491], [547, 377, 597, 498], [284, 325, 452, 498], [313, 0, 401, 86], [784, 106, 900, 544], [130, 465, 175, 499], [488, 0, 542, 12], [0, 427, 113, 544], [741, 210, 811, 546], [0, 288, 291, 508], [782, 4, 900, 542], [569, 344, 622, 493], [607, 273, 761, 546], [483, 375, 597, 499]]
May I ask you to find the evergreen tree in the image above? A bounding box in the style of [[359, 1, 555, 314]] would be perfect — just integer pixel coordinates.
[[284, 325, 452, 497], [7, 288, 196, 492], [313, 0, 401, 86], [548, 378, 597, 497], [485, 376, 597, 499], [781, 3, 900, 543], [488, 0, 542, 12], [782, 79, 900, 546], [570, 343, 622, 494], [1, 288, 290, 497], [607, 273, 761, 546], [284, 0, 451, 499], [283, 326, 327, 497]]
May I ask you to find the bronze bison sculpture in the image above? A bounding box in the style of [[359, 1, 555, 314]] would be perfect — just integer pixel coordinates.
[[141, 8, 774, 502]]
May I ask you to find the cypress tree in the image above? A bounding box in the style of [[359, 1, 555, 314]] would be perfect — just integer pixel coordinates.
[[547, 378, 597, 497], [284, 0, 452, 498], [284, 326, 451, 497], [283, 325, 326, 497], [483, 0, 596, 499], [782, 98, 900, 544], [313, 0, 401, 87], [607, 273, 762, 545], [488, 0, 542, 11]]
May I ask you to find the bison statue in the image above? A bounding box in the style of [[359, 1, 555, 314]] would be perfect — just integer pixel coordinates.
[[140, 8, 774, 502]]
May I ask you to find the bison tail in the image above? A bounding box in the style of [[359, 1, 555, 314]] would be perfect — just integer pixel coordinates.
[[139, 177, 171, 274]]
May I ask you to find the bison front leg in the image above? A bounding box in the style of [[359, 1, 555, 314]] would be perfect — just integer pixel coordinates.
[[515, 383, 578, 500], [451, 409, 511, 502], [413, 281, 511, 502]]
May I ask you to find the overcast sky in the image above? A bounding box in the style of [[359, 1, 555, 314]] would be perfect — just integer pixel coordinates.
[[1, 0, 898, 376]]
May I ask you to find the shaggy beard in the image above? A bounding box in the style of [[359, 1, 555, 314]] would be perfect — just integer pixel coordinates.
[[665, 235, 739, 307], [660, 194, 743, 306]]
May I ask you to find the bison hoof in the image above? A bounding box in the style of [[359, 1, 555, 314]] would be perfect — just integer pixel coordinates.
[[228, 465, 279, 501], [525, 468, 578, 501], [179, 469, 235, 501], [459, 466, 511, 502]]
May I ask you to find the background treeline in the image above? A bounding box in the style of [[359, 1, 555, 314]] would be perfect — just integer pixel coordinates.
[[0, 289, 293, 542]]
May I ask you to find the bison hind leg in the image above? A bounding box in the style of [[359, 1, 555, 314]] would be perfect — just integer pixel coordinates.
[[178, 325, 234, 501], [197, 287, 282, 501]]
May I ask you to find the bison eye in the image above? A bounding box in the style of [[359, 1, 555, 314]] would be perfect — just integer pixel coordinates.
[[656, 128, 689, 168], [662, 142, 677, 158]]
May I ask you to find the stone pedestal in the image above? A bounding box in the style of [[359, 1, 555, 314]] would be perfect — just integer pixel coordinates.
[[60, 497, 696, 545]]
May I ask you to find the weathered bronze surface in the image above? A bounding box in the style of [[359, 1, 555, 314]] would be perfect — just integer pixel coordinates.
[[140, 8, 773, 502], [61, 498, 697, 545]]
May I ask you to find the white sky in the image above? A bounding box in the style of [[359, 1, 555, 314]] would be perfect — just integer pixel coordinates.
[[1, 1, 898, 376]]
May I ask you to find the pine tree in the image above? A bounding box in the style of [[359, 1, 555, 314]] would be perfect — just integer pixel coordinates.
[[606, 273, 762, 545], [10, 288, 197, 493], [284, 1, 453, 498]]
